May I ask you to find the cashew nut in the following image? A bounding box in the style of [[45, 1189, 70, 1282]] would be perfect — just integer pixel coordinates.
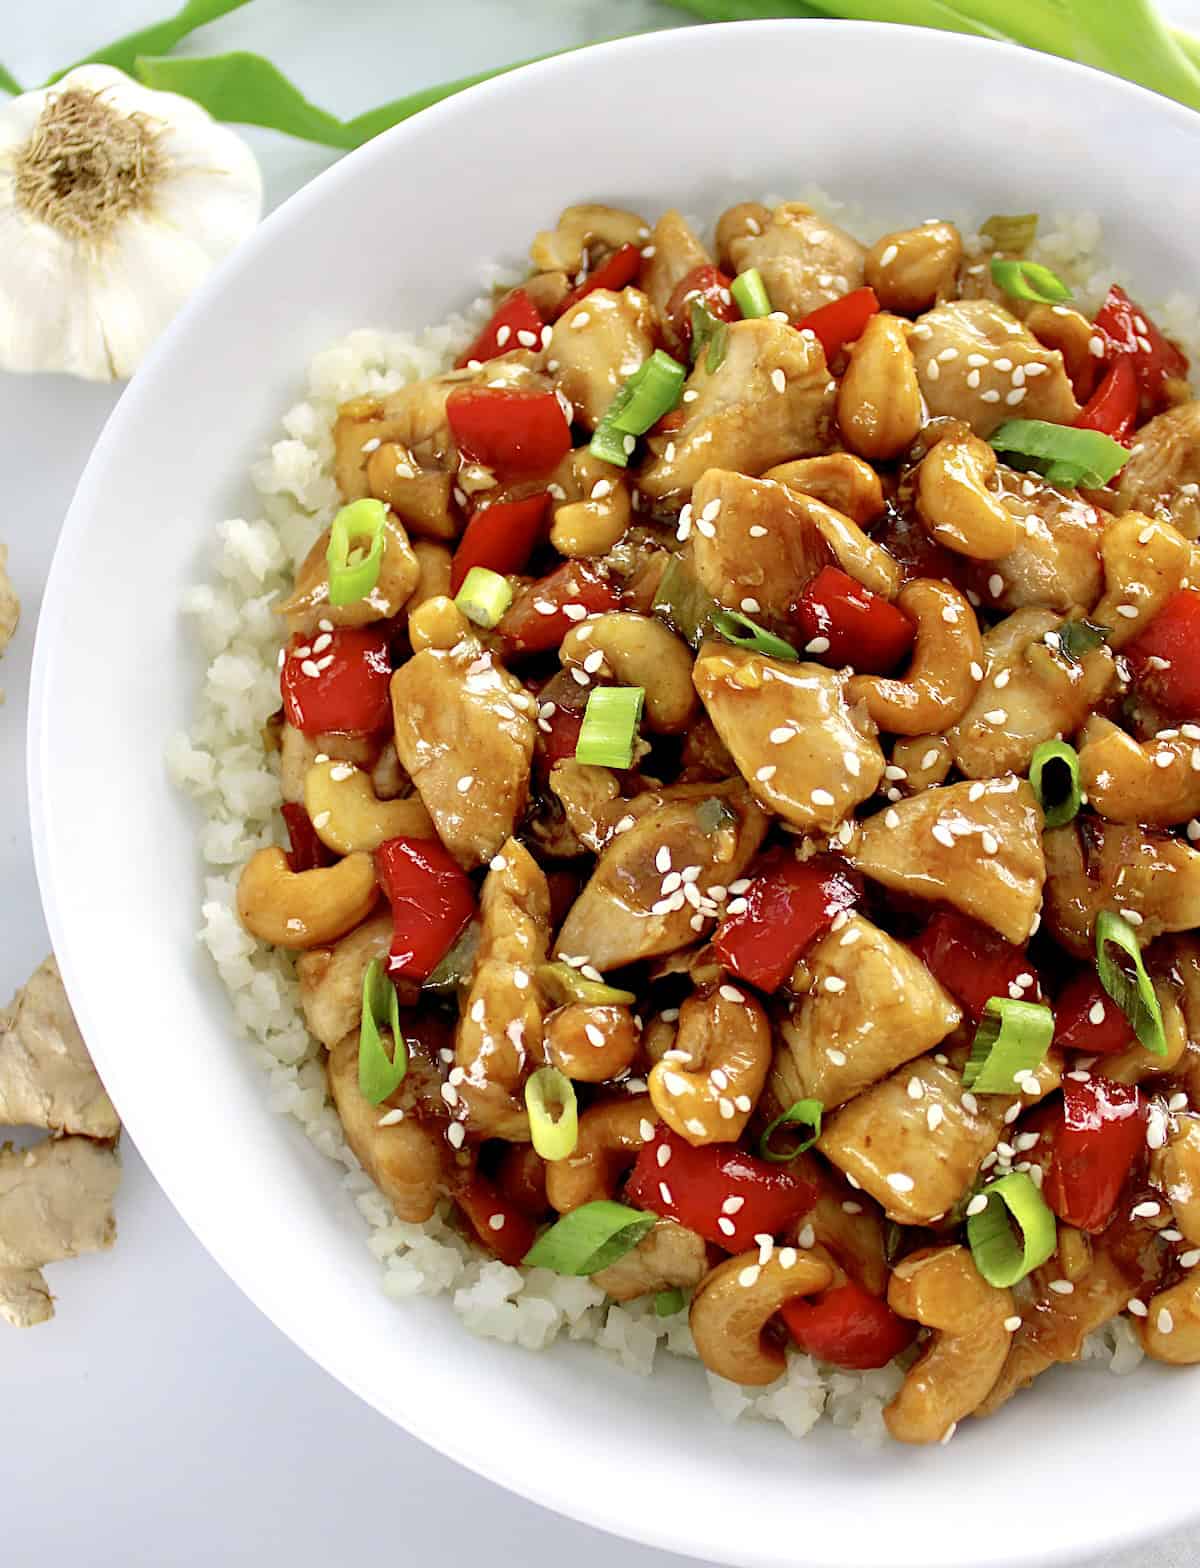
[[530, 203, 648, 274], [560, 612, 698, 733], [1135, 1272, 1200, 1364], [916, 431, 1018, 560], [408, 594, 476, 653], [648, 984, 771, 1145], [278, 723, 376, 805], [407, 540, 453, 616], [296, 909, 394, 1048], [545, 1096, 658, 1214], [714, 202, 772, 272], [279, 510, 419, 634], [1151, 1116, 1200, 1246], [847, 579, 983, 735], [237, 846, 379, 950], [551, 479, 631, 557], [864, 222, 962, 315], [1078, 720, 1200, 828], [836, 313, 923, 462], [763, 454, 884, 526], [689, 1245, 834, 1386], [1092, 514, 1192, 648], [304, 759, 435, 854], [890, 734, 953, 794], [883, 1246, 1013, 1444], [544, 1003, 640, 1083]]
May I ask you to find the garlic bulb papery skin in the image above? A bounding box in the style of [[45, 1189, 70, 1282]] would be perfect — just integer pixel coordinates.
[[0, 64, 263, 381]]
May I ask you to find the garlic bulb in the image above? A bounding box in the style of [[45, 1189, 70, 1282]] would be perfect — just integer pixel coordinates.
[[0, 65, 262, 381]]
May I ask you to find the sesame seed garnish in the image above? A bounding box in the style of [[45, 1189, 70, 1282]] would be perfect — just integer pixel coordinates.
[[769, 725, 795, 744], [966, 1194, 989, 1217], [658, 1182, 674, 1206], [748, 524, 768, 538], [447, 1123, 465, 1149], [842, 1200, 863, 1215], [907, 1076, 924, 1101], [1158, 1308, 1175, 1334], [771, 368, 787, 394], [1003, 1315, 1022, 1333], [981, 831, 999, 855], [827, 1049, 848, 1066], [825, 976, 847, 994], [717, 1216, 737, 1237], [1127, 1297, 1149, 1318], [811, 788, 836, 806], [962, 1092, 979, 1115], [756, 764, 777, 782], [970, 662, 984, 680], [1131, 1201, 1161, 1220], [1048, 1280, 1074, 1295], [738, 1264, 761, 1288], [886, 1172, 914, 1193], [1122, 908, 1144, 927], [931, 824, 956, 848], [884, 809, 900, 829], [1180, 1249, 1200, 1269], [984, 708, 1008, 725]]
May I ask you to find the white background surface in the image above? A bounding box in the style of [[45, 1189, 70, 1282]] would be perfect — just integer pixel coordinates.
[[3, 5, 1200, 1565]]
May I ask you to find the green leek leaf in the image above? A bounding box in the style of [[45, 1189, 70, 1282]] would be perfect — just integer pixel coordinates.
[[46, 0, 253, 84]]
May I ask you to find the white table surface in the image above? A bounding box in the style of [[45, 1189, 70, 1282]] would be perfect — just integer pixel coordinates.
[[5, 5, 1200, 1565]]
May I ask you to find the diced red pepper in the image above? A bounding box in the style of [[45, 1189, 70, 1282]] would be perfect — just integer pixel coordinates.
[[1094, 284, 1189, 407], [454, 289, 546, 370], [795, 287, 880, 360], [556, 242, 643, 318], [781, 1280, 917, 1370], [793, 566, 916, 675], [1053, 971, 1137, 1056], [280, 802, 334, 873], [910, 907, 1041, 1021], [1074, 352, 1139, 444], [280, 626, 392, 737], [455, 1174, 539, 1267], [713, 850, 861, 994], [498, 560, 621, 655], [1125, 589, 1200, 719], [663, 263, 738, 358], [449, 491, 549, 595], [1044, 1076, 1147, 1234], [625, 1126, 817, 1251], [374, 836, 475, 982], [446, 385, 572, 480]]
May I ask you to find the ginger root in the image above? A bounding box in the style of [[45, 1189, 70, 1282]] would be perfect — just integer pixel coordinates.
[[0, 543, 17, 702]]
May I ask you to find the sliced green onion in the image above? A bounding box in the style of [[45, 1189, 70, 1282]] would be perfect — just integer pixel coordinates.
[[536, 961, 635, 1008], [967, 1172, 1057, 1288], [980, 213, 1038, 254], [1029, 739, 1082, 829], [731, 267, 771, 319], [423, 919, 480, 995], [696, 796, 735, 835], [358, 957, 407, 1104], [589, 417, 634, 469], [690, 301, 728, 373], [710, 608, 798, 662], [608, 350, 687, 436], [990, 256, 1072, 305], [1056, 618, 1110, 666], [575, 685, 644, 769], [655, 1287, 686, 1316], [1096, 910, 1167, 1056], [759, 1099, 824, 1163], [962, 998, 1054, 1094], [523, 1199, 656, 1276], [652, 556, 718, 649], [990, 420, 1129, 489], [326, 498, 387, 607], [454, 566, 513, 629], [525, 1066, 579, 1162]]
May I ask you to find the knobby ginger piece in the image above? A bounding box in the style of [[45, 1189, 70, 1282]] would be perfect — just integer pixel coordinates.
[[0, 1136, 120, 1272], [0, 957, 119, 1137], [0, 543, 17, 702], [0, 1266, 52, 1328]]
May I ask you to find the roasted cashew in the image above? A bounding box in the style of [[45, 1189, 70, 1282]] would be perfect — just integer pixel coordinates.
[[715, 202, 771, 272], [689, 1245, 834, 1386], [279, 723, 375, 805], [236, 846, 379, 950], [788, 490, 902, 600], [280, 509, 419, 634], [296, 910, 394, 1048], [890, 734, 953, 794], [1136, 1272, 1200, 1364], [917, 431, 1018, 560], [847, 579, 983, 735], [407, 540, 453, 615], [365, 446, 455, 541], [545, 1096, 659, 1214], [544, 1003, 640, 1083], [530, 203, 648, 273], [764, 454, 884, 526], [884, 1246, 1013, 1444], [304, 759, 434, 854], [408, 594, 476, 653], [370, 740, 409, 802], [864, 222, 962, 315], [560, 612, 698, 733], [1024, 304, 1102, 402], [1092, 514, 1192, 648], [1151, 1116, 1200, 1247], [1078, 720, 1200, 828], [551, 488, 631, 558], [648, 984, 771, 1145], [836, 313, 923, 462]]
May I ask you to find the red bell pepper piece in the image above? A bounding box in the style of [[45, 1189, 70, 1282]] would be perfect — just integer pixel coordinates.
[[663, 263, 739, 357], [1125, 589, 1200, 719], [793, 566, 915, 675], [455, 1173, 540, 1267], [280, 802, 334, 873], [1044, 1075, 1147, 1234], [374, 836, 475, 982], [1094, 284, 1189, 406], [713, 850, 861, 993], [781, 1280, 916, 1371], [498, 560, 621, 656], [625, 1126, 817, 1251], [454, 288, 546, 369], [280, 626, 392, 737], [910, 907, 1041, 1021], [449, 491, 549, 595], [1074, 352, 1139, 444], [795, 287, 880, 359], [556, 242, 643, 317], [446, 385, 572, 480], [1053, 970, 1136, 1055]]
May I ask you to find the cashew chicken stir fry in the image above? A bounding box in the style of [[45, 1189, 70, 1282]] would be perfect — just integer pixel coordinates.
[[237, 199, 1200, 1446]]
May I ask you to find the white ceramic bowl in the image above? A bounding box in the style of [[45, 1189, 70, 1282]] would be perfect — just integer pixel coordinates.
[[30, 20, 1200, 1568]]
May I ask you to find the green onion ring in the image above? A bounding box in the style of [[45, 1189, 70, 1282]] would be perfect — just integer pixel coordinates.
[[989, 419, 1129, 489], [524, 1066, 579, 1162], [326, 498, 387, 607], [454, 565, 513, 629], [962, 997, 1054, 1094], [758, 1099, 824, 1163], [710, 608, 798, 661], [1095, 910, 1167, 1056], [522, 1199, 657, 1275], [967, 1172, 1057, 1288], [1029, 739, 1082, 829], [358, 957, 408, 1104], [731, 267, 772, 319], [990, 256, 1072, 305], [575, 685, 645, 769]]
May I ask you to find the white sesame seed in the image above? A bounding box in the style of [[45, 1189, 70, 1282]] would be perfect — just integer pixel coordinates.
[[769, 725, 795, 744], [1158, 1308, 1175, 1335], [825, 976, 847, 994], [962, 1092, 979, 1116], [966, 1194, 989, 1217], [811, 788, 836, 807], [740, 597, 761, 614], [981, 832, 999, 855], [1048, 1280, 1075, 1295], [718, 1216, 737, 1237], [447, 1123, 465, 1149], [842, 1201, 863, 1215], [1128, 1297, 1149, 1318], [827, 1050, 848, 1067], [771, 368, 787, 394], [738, 1265, 762, 1289], [886, 1172, 915, 1193], [1131, 1201, 1161, 1220], [748, 524, 768, 538], [884, 809, 900, 829], [1003, 1315, 1022, 1333], [984, 708, 1008, 726], [907, 1077, 925, 1101], [931, 824, 956, 848]]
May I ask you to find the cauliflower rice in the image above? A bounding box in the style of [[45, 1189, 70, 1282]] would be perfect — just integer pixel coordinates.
[[167, 208, 1165, 1445]]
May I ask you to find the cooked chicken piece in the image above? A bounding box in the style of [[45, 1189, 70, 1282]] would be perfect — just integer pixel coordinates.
[[1043, 820, 1200, 958], [1092, 514, 1193, 648], [454, 842, 550, 1140], [0, 958, 118, 1139], [1151, 1116, 1200, 1247], [965, 468, 1105, 614], [911, 300, 1079, 438], [847, 777, 1046, 944], [0, 542, 17, 695], [1077, 719, 1200, 828], [555, 780, 768, 972], [0, 1136, 120, 1272], [786, 1153, 889, 1295], [693, 645, 885, 834], [296, 911, 393, 1049], [279, 510, 419, 634], [818, 1052, 1060, 1225], [715, 202, 771, 272], [640, 209, 712, 321], [0, 1268, 52, 1329], [590, 1216, 708, 1303], [727, 202, 865, 320], [278, 724, 377, 806], [548, 761, 624, 854], [365, 446, 456, 541], [390, 637, 536, 869], [326, 1031, 449, 1223], [1115, 400, 1200, 538], [772, 915, 961, 1110], [549, 287, 656, 430], [765, 452, 885, 525], [530, 203, 648, 275], [949, 609, 1115, 780], [639, 318, 835, 502]]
